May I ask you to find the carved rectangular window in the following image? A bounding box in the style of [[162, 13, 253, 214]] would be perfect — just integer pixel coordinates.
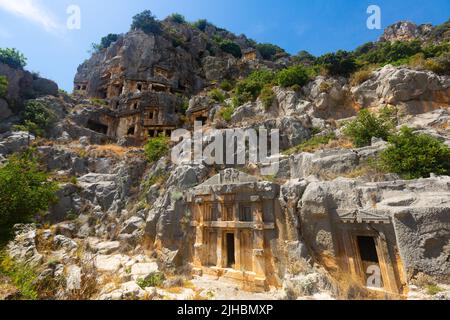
[[239, 205, 253, 222]]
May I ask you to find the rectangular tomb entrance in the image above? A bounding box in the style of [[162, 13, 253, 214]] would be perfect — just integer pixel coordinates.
[[187, 169, 279, 291]]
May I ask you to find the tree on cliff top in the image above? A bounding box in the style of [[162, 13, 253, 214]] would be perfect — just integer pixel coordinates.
[[0, 48, 27, 69], [131, 10, 162, 35]]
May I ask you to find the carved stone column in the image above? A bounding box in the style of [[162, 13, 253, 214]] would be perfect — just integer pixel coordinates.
[[252, 198, 265, 278]]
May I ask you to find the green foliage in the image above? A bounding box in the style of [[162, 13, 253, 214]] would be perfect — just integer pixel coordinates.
[[21, 101, 57, 137], [144, 135, 170, 162], [216, 39, 242, 58], [91, 34, 119, 52], [131, 10, 161, 35], [293, 50, 316, 65], [343, 109, 394, 148], [219, 104, 235, 122], [424, 53, 450, 75], [137, 272, 165, 289], [208, 88, 225, 103], [219, 80, 233, 92], [350, 68, 374, 86], [234, 69, 275, 106], [316, 50, 357, 76], [0, 150, 58, 244], [356, 40, 422, 66], [89, 98, 108, 106], [426, 284, 444, 296], [276, 65, 310, 88], [256, 43, 285, 61], [192, 19, 209, 31], [380, 127, 450, 179], [259, 85, 275, 110], [0, 48, 27, 69], [285, 132, 336, 155], [0, 251, 38, 299], [0, 75, 8, 98], [168, 13, 186, 24]]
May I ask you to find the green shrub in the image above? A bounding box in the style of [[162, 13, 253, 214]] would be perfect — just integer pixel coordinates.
[[219, 104, 235, 122], [343, 109, 394, 148], [316, 50, 357, 76], [137, 272, 165, 289], [0, 150, 58, 244], [292, 50, 316, 65], [0, 251, 39, 299], [21, 101, 57, 137], [192, 19, 209, 31], [219, 80, 234, 92], [350, 69, 374, 86], [168, 13, 186, 24], [131, 10, 161, 35], [0, 75, 8, 98], [380, 127, 450, 179], [234, 70, 275, 105], [144, 135, 170, 162], [259, 85, 275, 110], [208, 88, 225, 103], [256, 43, 285, 61], [285, 132, 336, 155], [424, 53, 450, 75], [276, 65, 310, 88], [0, 48, 27, 69], [218, 39, 242, 58], [357, 40, 422, 66], [91, 34, 119, 52]]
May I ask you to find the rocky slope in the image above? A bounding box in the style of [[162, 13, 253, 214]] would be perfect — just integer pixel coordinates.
[[0, 18, 449, 300]]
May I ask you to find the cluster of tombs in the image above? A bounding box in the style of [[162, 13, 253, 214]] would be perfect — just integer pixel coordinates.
[[185, 169, 408, 295], [73, 51, 267, 141], [74, 65, 184, 142]]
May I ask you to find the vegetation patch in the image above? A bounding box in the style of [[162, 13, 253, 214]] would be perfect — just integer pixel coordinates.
[[343, 108, 395, 148], [144, 135, 170, 162], [0, 251, 38, 300], [0, 48, 27, 69], [137, 272, 165, 289], [0, 75, 8, 98], [284, 132, 337, 155], [0, 150, 58, 245], [380, 126, 450, 179]]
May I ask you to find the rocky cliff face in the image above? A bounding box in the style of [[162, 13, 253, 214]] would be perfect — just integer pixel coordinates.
[[0, 19, 449, 301]]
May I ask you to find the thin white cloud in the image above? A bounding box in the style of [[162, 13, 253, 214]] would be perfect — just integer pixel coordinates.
[[0, 25, 12, 38], [0, 0, 63, 34]]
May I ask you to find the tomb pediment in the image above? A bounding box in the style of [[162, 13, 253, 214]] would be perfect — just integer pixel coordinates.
[[337, 208, 391, 224], [199, 169, 260, 187]]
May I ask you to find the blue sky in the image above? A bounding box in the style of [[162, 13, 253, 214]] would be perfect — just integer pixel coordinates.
[[0, 0, 448, 92]]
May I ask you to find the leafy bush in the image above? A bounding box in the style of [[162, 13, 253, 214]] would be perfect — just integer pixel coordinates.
[[285, 132, 336, 155], [219, 104, 235, 122], [357, 40, 422, 66], [208, 89, 225, 103], [91, 34, 119, 52], [259, 85, 275, 110], [21, 101, 57, 137], [131, 10, 161, 35], [276, 65, 310, 88], [192, 19, 209, 31], [234, 70, 275, 106], [144, 135, 170, 162], [316, 50, 357, 76], [343, 109, 394, 147], [168, 13, 186, 24], [256, 43, 285, 61], [137, 272, 165, 289], [217, 39, 242, 58], [219, 80, 233, 92], [350, 69, 374, 86], [0, 48, 27, 69], [0, 150, 58, 244], [424, 53, 450, 75], [293, 50, 316, 65], [0, 75, 8, 98], [0, 251, 38, 299], [380, 127, 450, 179]]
